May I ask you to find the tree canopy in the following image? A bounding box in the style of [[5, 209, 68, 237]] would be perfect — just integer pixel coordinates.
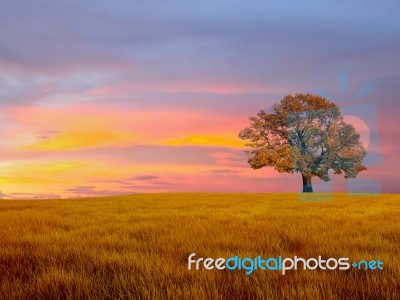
[[239, 94, 367, 192]]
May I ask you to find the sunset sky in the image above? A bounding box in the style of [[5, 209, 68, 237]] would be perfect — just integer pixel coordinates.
[[0, 1, 399, 198]]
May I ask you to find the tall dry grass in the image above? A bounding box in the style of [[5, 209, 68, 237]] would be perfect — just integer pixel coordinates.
[[0, 193, 399, 299]]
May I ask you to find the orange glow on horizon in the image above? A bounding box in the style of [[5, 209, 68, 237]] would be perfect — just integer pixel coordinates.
[[0, 103, 257, 198], [165, 134, 244, 147]]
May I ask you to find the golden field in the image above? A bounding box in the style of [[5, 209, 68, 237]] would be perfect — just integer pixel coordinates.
[[0, 193, 399, 299]]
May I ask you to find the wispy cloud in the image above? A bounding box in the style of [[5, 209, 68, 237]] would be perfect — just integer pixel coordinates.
[[0, 0, 398, 196]]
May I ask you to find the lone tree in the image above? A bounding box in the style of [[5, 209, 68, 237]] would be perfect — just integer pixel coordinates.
[[239, 94, 367, 192]]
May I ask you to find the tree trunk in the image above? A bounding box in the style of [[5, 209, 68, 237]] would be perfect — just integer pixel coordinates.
[[302, 174, 313, 192]]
